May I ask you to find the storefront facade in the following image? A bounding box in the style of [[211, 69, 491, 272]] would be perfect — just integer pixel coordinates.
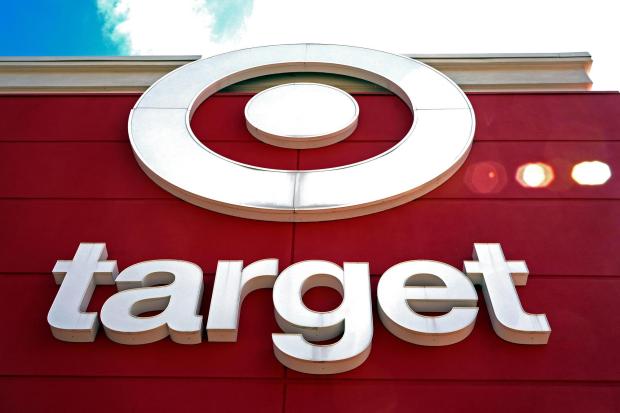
[[0, 48, 618, 411]]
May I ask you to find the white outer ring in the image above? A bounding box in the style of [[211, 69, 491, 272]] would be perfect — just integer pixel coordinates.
[[129, 44, 475, 222]]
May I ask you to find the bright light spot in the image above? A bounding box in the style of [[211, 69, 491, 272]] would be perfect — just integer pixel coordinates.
[[464, 161, 506, 194], [516, 163, 554, 188], [571, 161, 612, 185]]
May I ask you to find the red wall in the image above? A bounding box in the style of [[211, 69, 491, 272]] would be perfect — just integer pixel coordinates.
[[0, 92, 619, 412]]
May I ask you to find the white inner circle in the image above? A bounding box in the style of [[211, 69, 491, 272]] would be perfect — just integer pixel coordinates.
[[244, 83, 359, 148]]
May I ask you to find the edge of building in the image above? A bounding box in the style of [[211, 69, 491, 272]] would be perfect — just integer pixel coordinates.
[[0, 52, 593, 93]]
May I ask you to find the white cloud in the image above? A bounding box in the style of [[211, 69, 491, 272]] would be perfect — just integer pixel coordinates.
[[97, 0, 620, 90], [97, 0, 220, 55]]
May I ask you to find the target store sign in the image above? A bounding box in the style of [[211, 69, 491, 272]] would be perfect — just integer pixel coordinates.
[[47, 45, 549, 375], [48, 242, 550, 375], [128, 44, 475, 221]]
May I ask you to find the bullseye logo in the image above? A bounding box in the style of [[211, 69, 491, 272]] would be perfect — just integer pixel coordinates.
[[128, 44, 475, 221]]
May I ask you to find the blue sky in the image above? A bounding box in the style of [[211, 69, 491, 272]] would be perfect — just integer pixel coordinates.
[[0, 0, 618, 90], [0, 0, 254, 56], [0, 1, 120, 55]]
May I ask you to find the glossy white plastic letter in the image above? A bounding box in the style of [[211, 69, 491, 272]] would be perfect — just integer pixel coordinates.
[[100, 260, 203, 345], [378, 260, 478, 345], [48, 243, 118, 342], [464, 243, 551, 344], [207, 259, 278, 341], [272, 261, 373, 374]]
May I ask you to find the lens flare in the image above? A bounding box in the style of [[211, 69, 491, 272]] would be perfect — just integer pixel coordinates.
[[516, 163, 554, 188], [464, 161, 507, 194], [571, 161, 612, 185]]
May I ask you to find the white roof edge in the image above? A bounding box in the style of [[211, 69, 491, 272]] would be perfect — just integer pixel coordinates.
[[405, 52, 591, 59], [0, 55, 202, 62], [0, 52, 592, 61], [0, 52, 594, 93]]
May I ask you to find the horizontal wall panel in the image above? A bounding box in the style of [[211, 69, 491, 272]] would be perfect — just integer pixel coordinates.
[[0, 95, 138, 140], [0, 199, 616, 276], [0, 141, 166, 199], [1, 275, 619, 382], [1, 93, 619, 142], [285, 381, 620, 413], [471, 93, 620, 141], [0, 94, 412, 143], [192, 93, 620, 142], [191, 94, 412, 143], [0, 141, 299, 198], [0, 274, 284, 378], [0, 377, 284, 413], [428, 141, 618, 199], [292, 199, 620, 276], [0, 200, 293, 274], [298, 141, 618, 195], [0, 141, 616, 199]]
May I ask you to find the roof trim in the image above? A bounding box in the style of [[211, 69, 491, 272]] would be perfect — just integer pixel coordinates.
[[0, 52, 593, 93], [0, 55, 202, 62]]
